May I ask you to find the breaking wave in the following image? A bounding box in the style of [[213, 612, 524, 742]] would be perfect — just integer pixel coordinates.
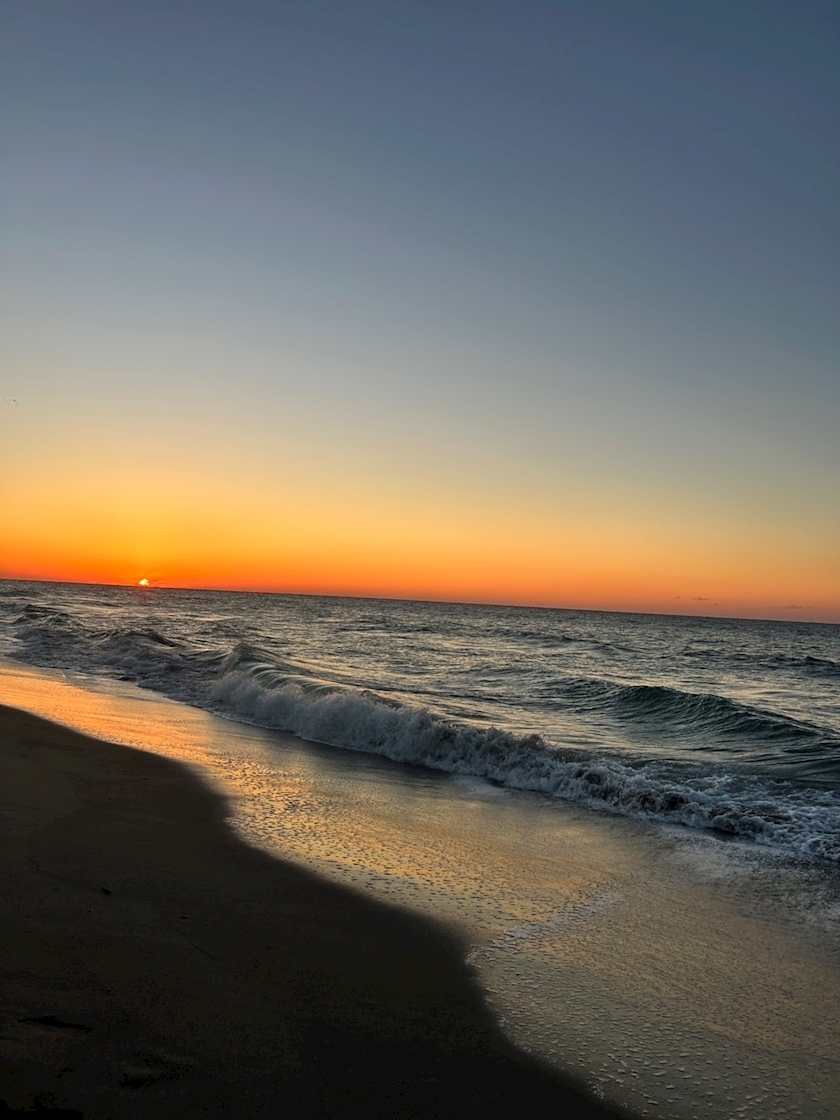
[[211, 648, 840, 862]]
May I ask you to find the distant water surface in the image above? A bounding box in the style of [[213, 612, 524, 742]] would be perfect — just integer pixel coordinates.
[[2, 580, 838, 863]]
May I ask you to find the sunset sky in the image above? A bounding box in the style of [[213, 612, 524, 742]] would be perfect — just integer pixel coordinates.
[[2, 1, 838, 620]]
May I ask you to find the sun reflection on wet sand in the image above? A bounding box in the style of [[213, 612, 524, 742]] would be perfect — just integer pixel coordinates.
[[2, 659, 838, 1119]]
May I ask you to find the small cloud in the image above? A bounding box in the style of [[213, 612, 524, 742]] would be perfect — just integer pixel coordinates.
[[693, 596, 708, 601], [3, 397, 18, 405], [786, 604, 806, 611]]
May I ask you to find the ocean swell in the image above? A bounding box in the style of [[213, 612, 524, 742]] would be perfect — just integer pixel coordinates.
[[560, 676, 832, 748]]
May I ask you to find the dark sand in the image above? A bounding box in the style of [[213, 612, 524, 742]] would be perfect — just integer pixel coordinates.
[[0, 705, 627, 1118]]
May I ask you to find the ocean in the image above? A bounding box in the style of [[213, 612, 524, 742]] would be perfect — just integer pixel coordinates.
[[2, 581, 838, 861], [1, 580, 839, 1117]]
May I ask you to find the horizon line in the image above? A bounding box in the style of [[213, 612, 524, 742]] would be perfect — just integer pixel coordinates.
[[1, 575, 835, 628]]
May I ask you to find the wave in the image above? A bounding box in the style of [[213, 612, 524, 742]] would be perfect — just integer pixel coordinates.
[[559, 677, 834, 752], [802, 655, 840, 677], [753, 652, 840, 678], [6, 604, 840, 863], [12, 604, 87, 656], [682, 646, 840, 678], [9, 605, 220, 699], [211, 649, 840, 862]]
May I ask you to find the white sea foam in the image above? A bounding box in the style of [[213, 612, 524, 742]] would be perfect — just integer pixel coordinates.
[[212, 654, 840, 862]]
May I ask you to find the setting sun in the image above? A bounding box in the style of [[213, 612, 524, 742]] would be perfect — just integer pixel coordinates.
[[0, 6, 838, 1116]]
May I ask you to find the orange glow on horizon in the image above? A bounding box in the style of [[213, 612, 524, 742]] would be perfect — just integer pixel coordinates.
[[2, 538, 837, 623], [2, 452, 837, 623]]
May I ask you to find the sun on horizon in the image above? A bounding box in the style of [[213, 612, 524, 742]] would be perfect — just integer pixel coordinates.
[[0, 1, 836, 627]]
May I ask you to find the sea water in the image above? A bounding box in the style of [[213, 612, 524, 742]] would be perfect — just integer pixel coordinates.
[[1, 581, 839, 1117], [3, 581, 838, 861]]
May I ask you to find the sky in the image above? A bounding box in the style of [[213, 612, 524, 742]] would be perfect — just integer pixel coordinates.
[[1, 0, 838, 620]]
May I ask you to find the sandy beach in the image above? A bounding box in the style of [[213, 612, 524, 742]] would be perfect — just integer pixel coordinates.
[[0, 704, 627, 1118]]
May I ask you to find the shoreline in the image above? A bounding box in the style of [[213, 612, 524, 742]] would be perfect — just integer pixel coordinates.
[[0, 704, 628, 1118]]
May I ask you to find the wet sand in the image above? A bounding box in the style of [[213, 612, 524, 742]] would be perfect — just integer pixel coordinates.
[[0, 704, 626, 1118]]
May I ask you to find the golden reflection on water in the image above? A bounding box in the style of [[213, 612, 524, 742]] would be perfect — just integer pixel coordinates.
[[2, 661, 839, 1120]]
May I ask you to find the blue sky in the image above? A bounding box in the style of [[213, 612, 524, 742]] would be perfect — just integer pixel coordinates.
[[2, 1, 838, 616]]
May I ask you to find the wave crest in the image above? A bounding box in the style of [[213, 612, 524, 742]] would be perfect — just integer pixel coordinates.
[[213, 653, 840, 862], [564, 677, 832, 748]]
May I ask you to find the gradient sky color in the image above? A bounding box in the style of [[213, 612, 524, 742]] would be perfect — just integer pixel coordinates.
[[1, 1, 838, 620]]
